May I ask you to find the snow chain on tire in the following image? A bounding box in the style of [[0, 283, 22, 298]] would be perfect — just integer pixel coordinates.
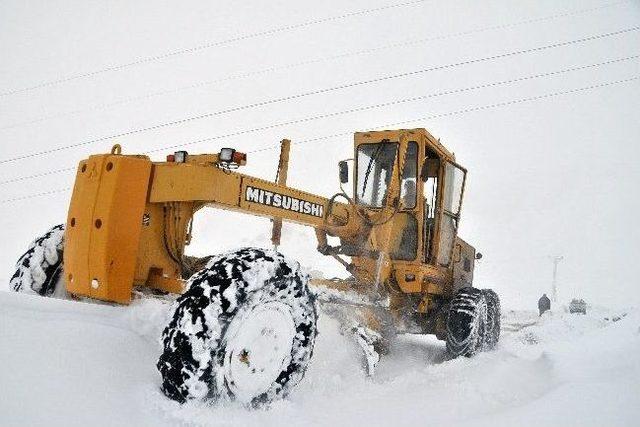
[[446, 287, 488, 357], [157, 248, 318, 408], [482, 288, 501, 350], [10, 224, 66, 297]]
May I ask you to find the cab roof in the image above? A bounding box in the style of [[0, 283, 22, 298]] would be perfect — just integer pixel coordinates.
[[354, 128, 456, 163]]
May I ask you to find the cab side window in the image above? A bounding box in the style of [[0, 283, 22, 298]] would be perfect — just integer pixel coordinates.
[[422, 150, 439, 263], [399, 142, 418, 209], [390, 141, 419, 261], [437, 162, 465, 266]]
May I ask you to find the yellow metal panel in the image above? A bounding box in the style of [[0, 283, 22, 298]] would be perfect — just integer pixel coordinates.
[[393, 266, 422, 293], [390, 262, 448, 294], [150, 163, 356, 235], [134, 202, 181, 285], [65, 157, 103, 297], [149, 163, 241, 205], [239, 176, 327, 227], [64, 154, 151, 304]]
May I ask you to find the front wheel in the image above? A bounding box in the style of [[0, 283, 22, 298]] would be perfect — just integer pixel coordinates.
[[157, 248, 317, 407]]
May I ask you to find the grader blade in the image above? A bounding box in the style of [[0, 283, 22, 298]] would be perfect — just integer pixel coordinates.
[[310, 279, 393, 376]]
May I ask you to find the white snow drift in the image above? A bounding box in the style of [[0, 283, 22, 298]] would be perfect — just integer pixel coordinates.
[[1, 290, 639, 426]]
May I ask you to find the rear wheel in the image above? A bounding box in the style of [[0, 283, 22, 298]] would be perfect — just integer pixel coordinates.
[[10, 224, 67, 298], [482, 289, 501, 350], [446, 287, 487, 357], [157, 248, 317, 407]]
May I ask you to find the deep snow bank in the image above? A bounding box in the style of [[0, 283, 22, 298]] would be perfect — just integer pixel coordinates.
[[1, 291, 639, 427]]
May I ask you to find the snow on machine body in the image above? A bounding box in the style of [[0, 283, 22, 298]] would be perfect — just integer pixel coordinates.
[[11, 128, 500, 406]]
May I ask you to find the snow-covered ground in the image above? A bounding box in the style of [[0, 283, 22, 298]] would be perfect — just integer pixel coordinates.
[[1, 1, 639, 425], [1, 290, 638, 426]]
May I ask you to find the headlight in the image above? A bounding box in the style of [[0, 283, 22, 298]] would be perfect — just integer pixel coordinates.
[[219, 148, 236, 163], [174, 151, 188, 163]]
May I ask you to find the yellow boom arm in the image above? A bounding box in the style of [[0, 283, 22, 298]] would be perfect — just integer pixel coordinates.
[[64, 147, 360, 303]]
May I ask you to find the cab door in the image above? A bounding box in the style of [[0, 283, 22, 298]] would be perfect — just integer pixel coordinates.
[[421, 151, 439, 264], [436, 161, 466, 267]]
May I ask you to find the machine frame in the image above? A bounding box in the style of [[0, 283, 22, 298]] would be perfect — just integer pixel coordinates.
[[63, 128, 479, 337]]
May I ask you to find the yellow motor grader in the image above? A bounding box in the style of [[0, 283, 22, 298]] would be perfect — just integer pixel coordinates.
[[10, 128, 500, 407]]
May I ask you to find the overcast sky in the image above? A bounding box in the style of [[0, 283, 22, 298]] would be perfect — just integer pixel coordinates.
[[0, 0, 638, 308]]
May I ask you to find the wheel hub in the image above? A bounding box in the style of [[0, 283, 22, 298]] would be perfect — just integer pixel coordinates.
[[223, 301, 296, 403]]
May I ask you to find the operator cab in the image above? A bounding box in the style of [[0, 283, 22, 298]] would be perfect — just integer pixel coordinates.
[[347, 129, 467, 271]]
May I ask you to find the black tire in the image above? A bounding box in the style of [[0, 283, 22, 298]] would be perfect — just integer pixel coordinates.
[[446, 287, 487, 357], [10, 224, 67, 298], [157, 248, 317, 408], [482, 289, 501, 350]]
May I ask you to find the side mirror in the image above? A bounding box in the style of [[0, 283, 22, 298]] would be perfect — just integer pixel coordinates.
[[420, 159, 439, 182], [338, 161, 349, 184], [475, 252, 483, 260]]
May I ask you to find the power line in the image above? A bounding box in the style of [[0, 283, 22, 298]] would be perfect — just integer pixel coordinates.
[[223, 75, 640, 154], [1, 54, 638, 186], [0, 0, 429, 98], [145, 56, 640, 154], [2, 73, 636, 204], [1, 0, 630, 131], [359, 76, 639, 136], [0, 167, 76, 186], [0, 187, 71, 204], [1, 25, 637, 166]]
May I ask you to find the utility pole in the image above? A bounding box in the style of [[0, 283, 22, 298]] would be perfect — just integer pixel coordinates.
[[549, 255, 564, 303]]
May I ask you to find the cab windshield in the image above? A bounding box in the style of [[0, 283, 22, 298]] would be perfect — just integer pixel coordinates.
[[356, 142, 397, 207]]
